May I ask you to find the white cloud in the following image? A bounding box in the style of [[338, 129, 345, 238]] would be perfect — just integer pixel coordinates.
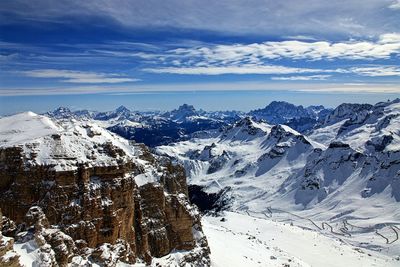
[[140, 33, 400, 76], [350, 66, 400, 76], [389, 0, 400, 9], [2, 0, 399, 38], [271, 75, 331, 81], [1, 82, 399, 96], [22, 69, 139, 83], [165, 33, 400, 63], [143, 65, 331, 75]]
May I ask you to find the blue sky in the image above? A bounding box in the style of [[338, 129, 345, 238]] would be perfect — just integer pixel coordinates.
[[0, 0, 400, 114]]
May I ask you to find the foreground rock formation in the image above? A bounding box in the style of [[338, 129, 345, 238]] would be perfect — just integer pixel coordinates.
[[0, 112, 210, 266]]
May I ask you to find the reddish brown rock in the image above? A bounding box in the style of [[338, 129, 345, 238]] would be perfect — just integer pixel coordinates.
[[0, 209, 21, 267], [0, 144, 210, 266]]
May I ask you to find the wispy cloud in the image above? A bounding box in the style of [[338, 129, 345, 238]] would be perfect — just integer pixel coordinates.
[[161, 33, 400, 63], [389, 0, 400, 10], [1, 82, 399, 96], [138, 33, 400, 77], [144, 65, 332, 75], [350, 65, 400, 76], [1, 0, 399, 38], [21, 69, 139, 84], [271, 75, 331, 81]]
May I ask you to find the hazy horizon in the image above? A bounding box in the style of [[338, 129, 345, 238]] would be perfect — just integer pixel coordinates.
[[1, 0, 399, 115], [1, 89, 400, 116]]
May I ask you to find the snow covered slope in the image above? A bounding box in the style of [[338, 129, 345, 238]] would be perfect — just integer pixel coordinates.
[[45, 104, 241, 147], [0, 111, 139, 171], [203, 212, 399, 267], [0, 112, 210, 266], [249, 101, 332, 132], [310, 99, 400, 153], [157, 110, 400, 262], [157, 117, 320, 209]]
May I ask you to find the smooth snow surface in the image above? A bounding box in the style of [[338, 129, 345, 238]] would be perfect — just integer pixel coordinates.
[[203, 212, 399, 267], [0, 112, 61, 147], [14, 240, 40, 267], [0, 112, 144, 171]]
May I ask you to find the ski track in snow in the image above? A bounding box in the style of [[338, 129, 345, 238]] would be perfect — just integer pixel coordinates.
[[203, 212, 400, 267]]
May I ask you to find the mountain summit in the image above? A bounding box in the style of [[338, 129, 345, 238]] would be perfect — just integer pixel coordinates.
[[249, 101, 332, 132]]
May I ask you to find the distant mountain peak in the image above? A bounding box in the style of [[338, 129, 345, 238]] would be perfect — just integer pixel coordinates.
[[115, 105, 130, 113], [249, 101, 331, 132], [266, 101, 303, 109], [167, 104, 199, 122], [179, 103, 194, 108], [46, 106, 74, 119], [54, 106, 71, 113], [176, 104, 196, 112]]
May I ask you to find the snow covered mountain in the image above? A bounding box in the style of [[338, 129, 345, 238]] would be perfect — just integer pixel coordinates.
[[3, 99, 400, 266], [163, 103, 199, 122], [157, 100, 400, 265], [45, 101, 333, 148], [310, 99, 400, 152], [0, 112, 210, 266], [157, 116, 322, 211], [158, 100, 400, 215], [249, 101, 332, 132], [45, 104, 241, 147]]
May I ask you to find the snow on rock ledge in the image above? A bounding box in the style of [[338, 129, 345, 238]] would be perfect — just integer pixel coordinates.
[[0, 112, 210, 266]]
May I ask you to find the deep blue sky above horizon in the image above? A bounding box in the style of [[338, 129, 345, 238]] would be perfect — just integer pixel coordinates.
[[0, 0, 400, 114]]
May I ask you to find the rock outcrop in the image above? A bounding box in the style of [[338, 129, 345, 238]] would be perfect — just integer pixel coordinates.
[[0, 112, 210, 266], [0, 210, 21, 267]]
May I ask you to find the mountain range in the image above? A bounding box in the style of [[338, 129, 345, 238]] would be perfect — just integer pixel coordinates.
[[1, 99, 399, 266], [45, 101, 333, 147]]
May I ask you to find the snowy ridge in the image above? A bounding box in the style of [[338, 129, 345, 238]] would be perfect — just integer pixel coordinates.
[[157, 107, 400, 264], [157, 117, 317, 197], [0, 112, 209, 266], [0, 112, 62, 146], [44, 104, 240, 147], [0, 112, 146, 173], [249, 101, 332, 132], [310, 99, 400, 153]]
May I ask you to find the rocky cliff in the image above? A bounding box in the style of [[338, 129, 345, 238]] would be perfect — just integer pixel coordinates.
[[0, 112, 210, 266]]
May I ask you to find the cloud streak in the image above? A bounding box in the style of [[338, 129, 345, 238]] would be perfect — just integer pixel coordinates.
[[271, 75, 331, 81], [144, 65, 332, 75], [1, 82, 399, 97], [1, 0, 399, 38], [350, 66, 400, 76], [164, 33, 400, 63], [139, 33, 400, 78], [21, 69, 139, 84], [389, 0, 400, 9]]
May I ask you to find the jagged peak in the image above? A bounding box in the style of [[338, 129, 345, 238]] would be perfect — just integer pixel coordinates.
[[53, 106, 71, 112], [167, 103, 199, 122], [268, 124, 302, 138], [323, 103, 373, 125], [220, 117, 271, 141], [268, 100, 303, 109], [233, 116, 255, 127], [233, 116, 271, 131], [176, 103, 196, 112], [331, 103, 373, 114], [46, 107, 75, 119], [115, 105, 131, 113]]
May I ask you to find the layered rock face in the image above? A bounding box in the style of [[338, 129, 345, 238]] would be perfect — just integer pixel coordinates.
[[0, 113, 209, 266], [0, 209, 21, 267]]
